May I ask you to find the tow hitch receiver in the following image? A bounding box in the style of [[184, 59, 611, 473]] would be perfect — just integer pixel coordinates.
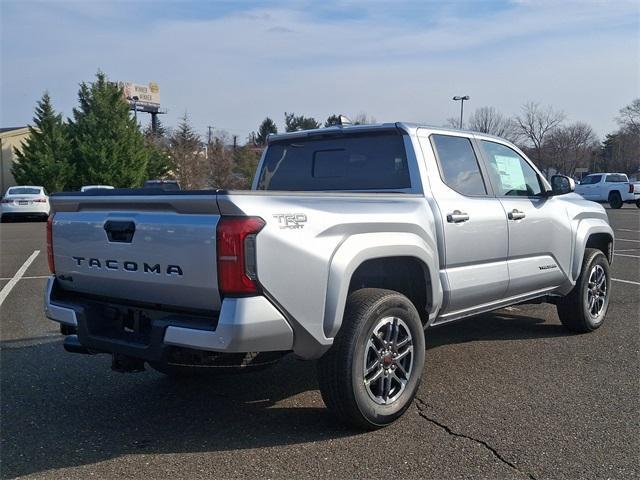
[[111, 353, 146, 373]]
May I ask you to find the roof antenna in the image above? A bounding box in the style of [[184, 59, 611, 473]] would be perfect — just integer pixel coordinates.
[[338, 115, 352, 126]]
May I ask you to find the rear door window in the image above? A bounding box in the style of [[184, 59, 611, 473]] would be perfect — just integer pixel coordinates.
[[256, 132, 410, 191], [581, 175, 602, 185], [430, 134, 487, 196]]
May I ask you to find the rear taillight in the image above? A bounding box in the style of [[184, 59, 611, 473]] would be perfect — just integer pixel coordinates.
[[46, 215, 55, 273], [629, 184, 634, 194], [217, 216, 265, 295], [1, 198, 11, 203], [34, 198, 47, 203]]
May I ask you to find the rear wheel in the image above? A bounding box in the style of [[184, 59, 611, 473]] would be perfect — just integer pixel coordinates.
[[557, 248, 610, 333], [636, 199, 640, 208], [608, 191, 623, 209], [317, 288, 425, 430]]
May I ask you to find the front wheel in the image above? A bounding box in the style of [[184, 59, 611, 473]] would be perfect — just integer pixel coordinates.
[[557, 248, 611, 333], [317, 288, 425, 430], [636, 199, 640, 209]]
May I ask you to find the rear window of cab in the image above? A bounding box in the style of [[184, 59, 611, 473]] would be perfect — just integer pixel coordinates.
[[257, 132, 411, 191]]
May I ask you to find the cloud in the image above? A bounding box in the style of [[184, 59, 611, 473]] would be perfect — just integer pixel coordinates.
[[1, 0, 638, 140]]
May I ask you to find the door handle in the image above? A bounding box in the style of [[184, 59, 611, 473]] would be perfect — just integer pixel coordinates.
[[508, 209, 526, 221], [104, 220, 136, 243], [447, 210, 470, 223]]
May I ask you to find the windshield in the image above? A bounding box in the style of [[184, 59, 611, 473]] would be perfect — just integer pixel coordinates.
[[257, 132, 411, 191], [7, 187, 41, 195]]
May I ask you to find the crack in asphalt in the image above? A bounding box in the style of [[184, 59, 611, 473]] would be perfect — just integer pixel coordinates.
[[414, 397, 538, 480]]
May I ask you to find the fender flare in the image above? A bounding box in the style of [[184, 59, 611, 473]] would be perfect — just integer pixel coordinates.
[[322, 232, 442, 339], [571, 218, 614, 281]]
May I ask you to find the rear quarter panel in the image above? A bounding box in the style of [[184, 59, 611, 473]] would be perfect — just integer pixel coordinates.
[[217, 192, 441, 358]]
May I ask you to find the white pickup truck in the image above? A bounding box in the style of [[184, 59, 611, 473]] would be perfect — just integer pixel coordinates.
[[575, 172, 640, 208]]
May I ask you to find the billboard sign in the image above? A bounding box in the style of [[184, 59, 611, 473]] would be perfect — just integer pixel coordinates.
[[119, 81, 160, 112]]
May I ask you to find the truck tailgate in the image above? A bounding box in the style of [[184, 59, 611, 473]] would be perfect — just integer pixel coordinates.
[[50, 192, 221, 312]]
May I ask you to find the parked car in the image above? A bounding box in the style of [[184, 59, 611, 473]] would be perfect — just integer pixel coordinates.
[[45, 123, 614, 429], [575, 173, 638, 208], [1, 186, 50, 222], [80, 185, 115, 192], [143, 179, 180, 191]]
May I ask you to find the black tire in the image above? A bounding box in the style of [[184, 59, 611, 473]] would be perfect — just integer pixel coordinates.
[[635, 199, 640, 209], [317, 288, 425, 430], [149, 351, 284, 377], [608, 191, 623, 209], [557, 248, 611, 333]]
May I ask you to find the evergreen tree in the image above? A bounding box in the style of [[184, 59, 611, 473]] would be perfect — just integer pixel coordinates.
[[12, 92, 73, 192], [143, 119, 173, 179], [69, 71, 149, 188], [169, 114, 206, 189], [233, 145, 262, 188], [251, 117, 278, 146], [284, 112, 321, 132], [324, 114, 341, 127]]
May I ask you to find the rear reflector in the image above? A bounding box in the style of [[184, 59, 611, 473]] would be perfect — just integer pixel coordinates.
[[217, 216, 265, 295], [46, 215, 55, 273], [629, 184, 634, 194]]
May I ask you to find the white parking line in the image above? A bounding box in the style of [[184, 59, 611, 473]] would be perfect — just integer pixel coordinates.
[[613, 278, 640, 286], [0, 250, 40, 307], [615, 253, 640, 259], [616, 229, 640, 233], [617, 238, 640, 243], [0, 275, 49, 281]]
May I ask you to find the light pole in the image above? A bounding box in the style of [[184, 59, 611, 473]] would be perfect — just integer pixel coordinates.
[[129, 95, 139, 123], [452, 95, 470, 129]]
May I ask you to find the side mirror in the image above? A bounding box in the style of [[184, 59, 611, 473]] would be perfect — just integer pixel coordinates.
[[550, 175, 575, 196]]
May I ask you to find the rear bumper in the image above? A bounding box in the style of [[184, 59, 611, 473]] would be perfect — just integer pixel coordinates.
[[1, 203, 50, 215], [44, 277, 294, 362]]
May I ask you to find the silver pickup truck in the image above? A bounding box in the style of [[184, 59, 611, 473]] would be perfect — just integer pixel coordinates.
[[45, 123, 614, 429]]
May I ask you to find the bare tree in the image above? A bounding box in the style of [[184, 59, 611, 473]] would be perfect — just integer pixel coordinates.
[[444, 117, 461, 129], [545, 122, 599, 176], [600, 99, 640, 175], [617, 98, 640, 134], [352, 112, 376, 125], [515, 102, 565, 171], [207, 131, 244, 189], [467, 106, 518, 141]]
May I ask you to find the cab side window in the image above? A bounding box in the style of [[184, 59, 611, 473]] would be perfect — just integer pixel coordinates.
[[480, 141, 543, 197], [431, 135, 486, 196]]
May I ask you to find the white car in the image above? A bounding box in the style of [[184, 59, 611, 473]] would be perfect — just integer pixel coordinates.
[[1, 186, 50, 222], [80, 185, 115, 192]]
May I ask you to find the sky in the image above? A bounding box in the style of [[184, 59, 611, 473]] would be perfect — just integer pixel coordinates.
[[1, 0, 639, 142]]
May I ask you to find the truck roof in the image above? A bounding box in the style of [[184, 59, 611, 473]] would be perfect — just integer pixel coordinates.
[[267, 122, 507, 143]]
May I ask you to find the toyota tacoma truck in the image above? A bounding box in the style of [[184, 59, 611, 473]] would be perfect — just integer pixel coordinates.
[[575, 172, 639, 208], [45, 123, 614, 429]]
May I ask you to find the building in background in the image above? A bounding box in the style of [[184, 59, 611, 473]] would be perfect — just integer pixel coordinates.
[[0, 127, 30, 194]]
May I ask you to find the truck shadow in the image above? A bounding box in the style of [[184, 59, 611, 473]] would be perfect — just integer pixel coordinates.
[[2, 307, 568, 478], [425, 305, 568, 350]]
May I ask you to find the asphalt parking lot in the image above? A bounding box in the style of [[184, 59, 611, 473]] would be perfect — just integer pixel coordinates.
[[1, 207, 638, 480]]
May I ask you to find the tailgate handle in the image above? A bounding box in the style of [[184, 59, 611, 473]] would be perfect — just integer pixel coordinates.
[[104, 220, 136, 243]]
